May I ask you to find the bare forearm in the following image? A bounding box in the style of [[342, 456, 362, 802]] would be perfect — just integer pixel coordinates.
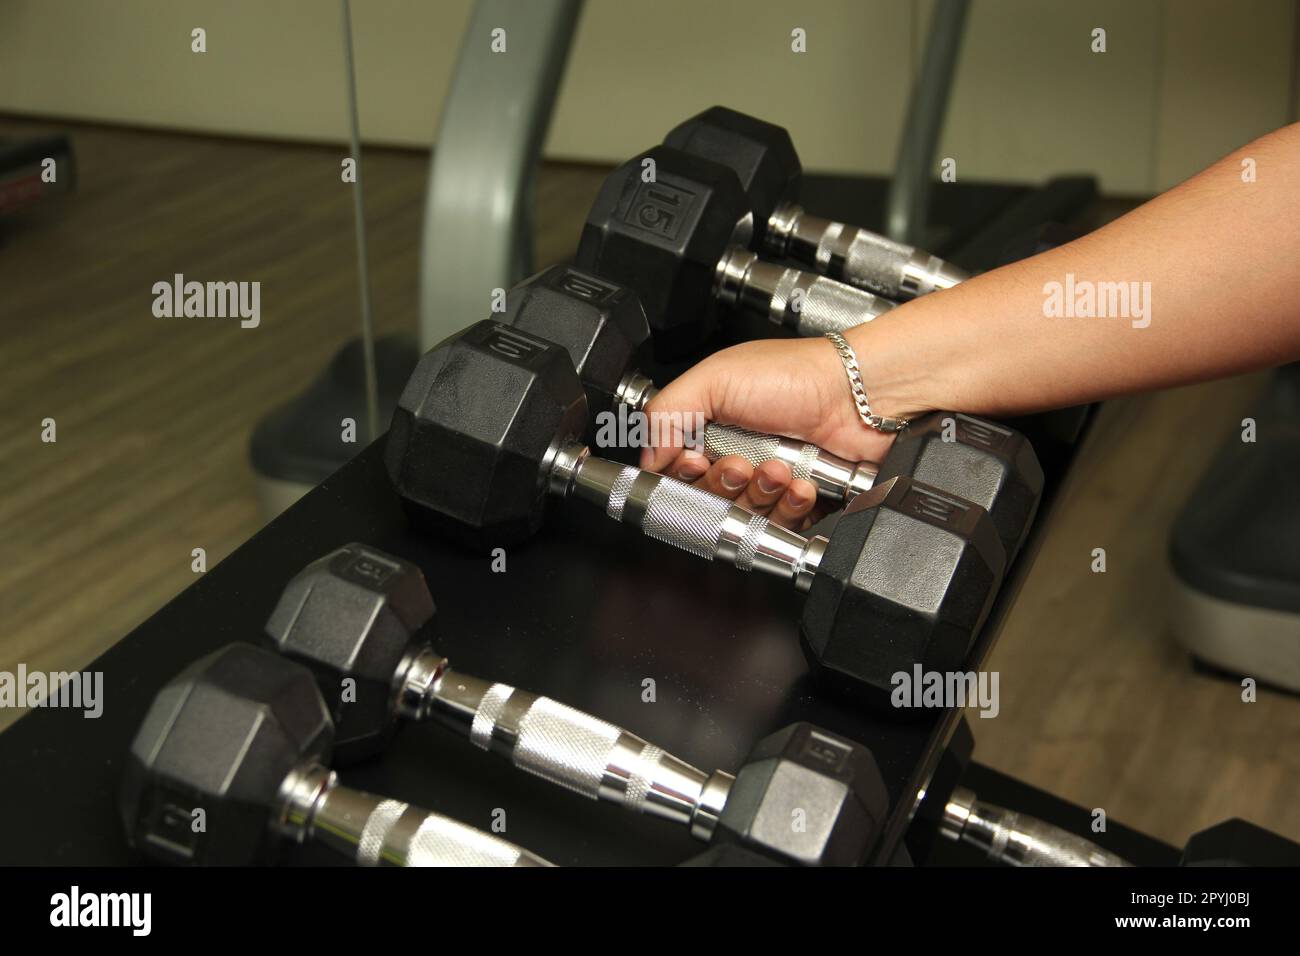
[[850, 122, 1300, 418]]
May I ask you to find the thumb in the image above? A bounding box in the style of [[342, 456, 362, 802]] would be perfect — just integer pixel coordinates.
[[637, 366, 720, 472]]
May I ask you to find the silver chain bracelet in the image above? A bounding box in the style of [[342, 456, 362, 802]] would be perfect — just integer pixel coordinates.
[[824, 331, 909, 433]]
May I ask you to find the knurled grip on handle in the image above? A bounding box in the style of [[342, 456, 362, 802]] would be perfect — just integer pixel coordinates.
[[609, 465, 772, 568], [644, 472, 763, 562], [833, 229, 969, 299], [568, 454, 813, 584], [471, 684, 624, 800], [348, 797, 548, 867], [767, 202, 968, 300], [834, 228, 914, 299], [703, 423, 818, 480], [967, 810, 1132, 868], [463, 681, 717, 825], [776, 268, 895, 335], [997, 816, 1133, 867], [717, 246, 893, 335], [941, 788, 1129, 867]]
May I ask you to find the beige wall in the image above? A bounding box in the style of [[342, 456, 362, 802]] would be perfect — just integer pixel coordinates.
[[0, 0, 1296, 194]]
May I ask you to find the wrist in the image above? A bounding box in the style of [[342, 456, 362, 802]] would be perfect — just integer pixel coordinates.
[[841, 303, 949, 420]]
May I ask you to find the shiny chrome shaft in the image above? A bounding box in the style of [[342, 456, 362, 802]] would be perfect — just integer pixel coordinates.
[[939, 786, 1131, 867], [615, 372, 876, 503], [275, 761, 551, 866], [397, 648, 731, 840], [764, 201, 969, 301], [552, 442, 825, 592], [714, 246, 895, 335]]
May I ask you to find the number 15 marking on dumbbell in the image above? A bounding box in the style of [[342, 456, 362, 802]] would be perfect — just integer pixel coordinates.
[[628, 182, 697, 240]]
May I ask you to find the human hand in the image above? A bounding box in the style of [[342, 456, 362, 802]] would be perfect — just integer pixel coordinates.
[[638, 335, 904, 530]]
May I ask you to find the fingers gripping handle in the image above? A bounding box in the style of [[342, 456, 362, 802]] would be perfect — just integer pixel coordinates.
[[704, 425, 802, 474], [614, 382, 873, 502], [701, 422, 874, 501]]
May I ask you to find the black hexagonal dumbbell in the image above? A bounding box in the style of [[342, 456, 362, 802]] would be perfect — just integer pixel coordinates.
[[664, 106, 970, 300], [119, 643, 551, 867], [1180, 819, 1300, 866], [266, 542, 890, 865], [678, 845, 786, 866], [710, 723, 890, 866], [386, 320, 1006, 699], [505, 264, 1043, 558], [574, 144, 895, 361]]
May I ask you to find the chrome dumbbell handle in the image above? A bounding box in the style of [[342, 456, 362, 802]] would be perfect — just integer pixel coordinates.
[[550, 444, 825, 592], [276, 762, 552, 866], [714, 246, 896, 334], [700, 423, 876, 500], [939, 787, 1131, 867], [616, 373, 876, 502], [764, 201, 969, 301], [397, 650, 731, 841]]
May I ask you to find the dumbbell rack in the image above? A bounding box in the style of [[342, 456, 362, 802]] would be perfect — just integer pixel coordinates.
[[0, 403, 1110, 866], [0, 172, 1117, 866]]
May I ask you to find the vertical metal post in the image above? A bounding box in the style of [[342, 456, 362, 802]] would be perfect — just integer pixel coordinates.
[[340, 0, 379, 441], [418, 0, 583, 349], [886, 0, 970, 245]]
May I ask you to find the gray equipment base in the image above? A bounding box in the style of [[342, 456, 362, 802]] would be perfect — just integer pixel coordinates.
[[248, 335, 419, 522], [1168, 365, 1300, 694], [1169, 584, 1300, 693]]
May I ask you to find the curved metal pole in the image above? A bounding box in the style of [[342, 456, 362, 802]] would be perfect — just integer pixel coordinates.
[[886, 0, 970, 245], [419, 0, 583, 350]]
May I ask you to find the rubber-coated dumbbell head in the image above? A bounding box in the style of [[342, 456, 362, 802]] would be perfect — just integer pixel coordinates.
[[503, 264, 651, 418], [801, 477, 1006, 700], [575, 145, 751, 360], [678, 845, 785, 867], [266, 543, 434, 763], [385, 320, 588, 551], [1180, 819, 1300, 866], [119, 643, 333, 866], [880, 413, 1045, 559], [663, 105, 801, 243], [714, 723, 889, 866]]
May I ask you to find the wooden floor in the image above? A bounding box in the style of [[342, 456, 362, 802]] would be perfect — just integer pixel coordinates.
[[2, 117, 1295, 852]]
